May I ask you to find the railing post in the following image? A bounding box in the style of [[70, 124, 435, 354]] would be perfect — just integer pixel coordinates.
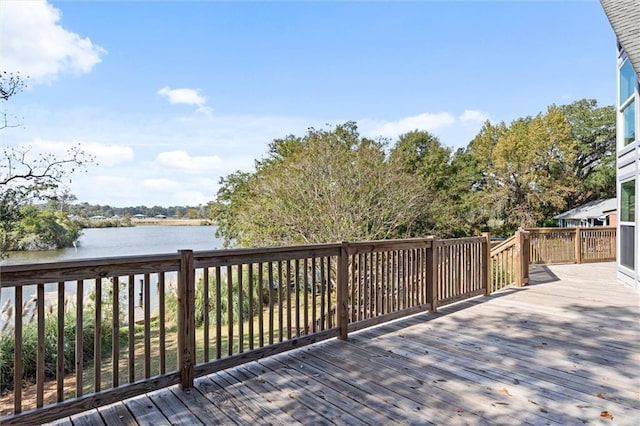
[[574, 228, 582, 264], [178, 249, 195, 389], [515, 229, 524, 287], [482, 232, 491, 295], [426, 237, 439, 312], [337, 242, 349, 341], [521, 230, 530, 285]]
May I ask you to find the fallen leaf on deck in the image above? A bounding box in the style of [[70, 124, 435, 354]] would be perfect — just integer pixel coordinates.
[[500, 388, 511, 396], [600, 411, 613, 420], [597, 393, 605, 399]]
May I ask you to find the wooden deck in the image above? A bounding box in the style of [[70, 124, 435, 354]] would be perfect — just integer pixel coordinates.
[[49, 262, 639, 425]]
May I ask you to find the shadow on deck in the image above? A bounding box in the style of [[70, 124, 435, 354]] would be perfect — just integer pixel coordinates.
[[52, 263, 639, 425]]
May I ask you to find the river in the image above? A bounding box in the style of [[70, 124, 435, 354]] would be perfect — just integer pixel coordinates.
[[1, 225, 224, 265], [0, 225, 225, 325]]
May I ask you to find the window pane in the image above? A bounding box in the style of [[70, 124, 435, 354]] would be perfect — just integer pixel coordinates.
[[620, 225, 635, 270], [623, 100, 636, 146], [621, 180, 636, 222], [620, 58, 635, 102]]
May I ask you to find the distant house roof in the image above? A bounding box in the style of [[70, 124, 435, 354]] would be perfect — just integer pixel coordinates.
[[554, 198, 617, 220], [601, 0, 640, 77]]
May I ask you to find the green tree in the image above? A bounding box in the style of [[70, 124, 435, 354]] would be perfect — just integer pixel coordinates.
[[468, 106, 577, 232], [5, 206, 82, 251], [558, 99, 616, 207], [388, 130, 456, 236], [1, 72, 93, 253], [212, 122, 426, 247]]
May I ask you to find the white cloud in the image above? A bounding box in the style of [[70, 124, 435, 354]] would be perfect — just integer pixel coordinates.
[[30, 139, 134, 167], [173, 190, 211, 206], [366, 112, 456, 139], [154, 150, 222, 173], [70, 175, 137, 205], [157, 86, 209, 109], [142, 179, 181, 191], [0, 0, 105, 84], [459, 109, 490, 125]]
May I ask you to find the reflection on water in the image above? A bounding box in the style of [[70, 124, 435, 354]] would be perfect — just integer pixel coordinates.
[[0, 226, 223, 326]]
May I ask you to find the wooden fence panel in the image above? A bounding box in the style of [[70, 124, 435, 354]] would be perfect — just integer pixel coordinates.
[[580, 228, 617, 262], [527, 227, 616, 264], [437, 237, 486, 306]]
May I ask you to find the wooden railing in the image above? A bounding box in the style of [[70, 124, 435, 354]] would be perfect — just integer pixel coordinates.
[[0, 236, 494, 424], [0, 227, 615, 424], [434, 237, 488, 307], [489, 230, 530, 292], [527, 227, 616, 264]]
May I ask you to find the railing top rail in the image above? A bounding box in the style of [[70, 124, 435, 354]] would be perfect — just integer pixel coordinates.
[[346, 237, 434, 254], [437, 236, 484, 247], [1, 238, 442, 286], [490, 235, 515, 256], [194, 243, 342, 266], [525, 226, 616, 234], [1, 253, 180, 287]]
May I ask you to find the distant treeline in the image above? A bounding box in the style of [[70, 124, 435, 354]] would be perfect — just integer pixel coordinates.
[[63, 203, 211, 219]]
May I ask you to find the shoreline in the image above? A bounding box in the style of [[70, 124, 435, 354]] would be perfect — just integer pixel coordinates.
[[130, 218, 212, 226]]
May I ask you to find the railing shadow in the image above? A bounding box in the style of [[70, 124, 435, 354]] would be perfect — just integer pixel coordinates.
[[527, 265, 561, 285]]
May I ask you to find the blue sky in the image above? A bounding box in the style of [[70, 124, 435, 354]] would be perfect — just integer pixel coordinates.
[[1, 0, 616, 208]]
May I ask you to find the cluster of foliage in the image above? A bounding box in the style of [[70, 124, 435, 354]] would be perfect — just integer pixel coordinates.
[[1, 205, 83, 251], [212, 122, 430, 247], [463, 101, 615, 233], [212, 100, 615, 243]]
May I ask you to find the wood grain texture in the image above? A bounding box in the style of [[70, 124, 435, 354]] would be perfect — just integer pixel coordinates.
[[42, 262, 638, 426]]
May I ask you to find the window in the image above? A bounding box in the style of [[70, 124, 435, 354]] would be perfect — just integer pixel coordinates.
[[621, 225, 635, 270], [620, 58, 635, 102], [619, 58, 637, 147], [622, 100, 636, 146], [621, 180, 636, 222], [620, 180, 636, 271]]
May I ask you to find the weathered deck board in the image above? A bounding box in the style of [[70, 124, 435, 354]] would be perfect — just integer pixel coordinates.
[[97, 401, 137, 426], [54, 263, 639, 425]]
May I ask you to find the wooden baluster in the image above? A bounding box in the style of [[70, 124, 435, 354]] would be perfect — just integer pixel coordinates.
[[257, 263, 264, 347], [158, 272, 166, 374], [57, 282, 65, 402], [237, 264, 244, 352], [248, 263, 255, 349], [203, 267, 210, 362], [215, 266, 222, 359], [226, 265, 233, 356], [127, 275, 134, 383], [76, 280, 84, 397], [36, 283, 45, 408], [112, 277, 119, 388], [14, 286, 23, 414], [94, 278, 102, 392]]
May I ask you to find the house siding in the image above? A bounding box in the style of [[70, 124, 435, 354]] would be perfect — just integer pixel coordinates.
[[601, 0, 640, 289]]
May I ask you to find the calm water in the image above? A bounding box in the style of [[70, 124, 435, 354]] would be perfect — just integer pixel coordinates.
[[0, 226, 224, 323], [1, 225, 224, 265]]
